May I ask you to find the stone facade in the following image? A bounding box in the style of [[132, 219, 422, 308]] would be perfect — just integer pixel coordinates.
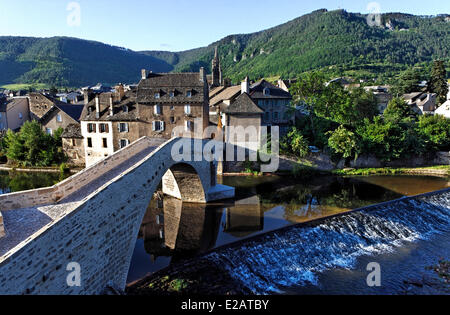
[[0, 212, 4, 238], [0, 98, 30, 131], [0, 137, 234, 295], [62, 124, 85, 166], [81, 72, 210, 167]]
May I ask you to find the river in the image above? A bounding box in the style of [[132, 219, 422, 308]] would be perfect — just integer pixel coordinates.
[[1, 171, 449, 294]]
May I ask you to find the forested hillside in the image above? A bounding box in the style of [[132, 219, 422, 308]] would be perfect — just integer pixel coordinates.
[[149, 9, 449, 83], [1, 9, 449, 88], [0, 37, 173, 87]]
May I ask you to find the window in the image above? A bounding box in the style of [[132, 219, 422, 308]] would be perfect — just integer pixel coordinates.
[[186, 121, 193, 132], [120, 139, 129, 148], [265, 112, 270, 121], [186, 90, 192, 98], [46, 128, 53, 135], [87, 138, 93, 148], [100, 123, 109, 133], [123, 105, 129, 113], [19, 112, 23, 120], [154, 92, 160, 99], [263, 88, 270, 96], [119, 123, 129, 133], [169, 91, 175, 98], [153, 121, 165, 132], [184, 104, 191, 115], [273, 112, 279, 120], [56, 114, 62, 122], [72, 139, 76, 146], [170, 117, 176, 124], [154, 105, 162, 115], [87, 123, 96, 133], [170, 105, 175, 111], [102, 138, 108, 148]]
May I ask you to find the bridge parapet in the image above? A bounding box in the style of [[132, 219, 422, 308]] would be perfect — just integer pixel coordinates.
[[0, 137, 165, 212], [0, 212, 4, 238], [0, 136, 234, 294]]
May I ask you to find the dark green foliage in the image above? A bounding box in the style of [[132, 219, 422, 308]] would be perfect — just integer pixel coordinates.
[[1, 121, 66, 167], [417, 114, 450, 151], [327, 126, 359, 159], [391, 68, 423, 96], [164, 10, 450, 84], [429, 60, 449, 105], [281, 127, 309, 158], [383, 97, 418, 122], [2, 10, 449, 87], [0, 36, 173, 86]]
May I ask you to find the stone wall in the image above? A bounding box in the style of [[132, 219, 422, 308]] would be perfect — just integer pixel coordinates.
[[0, 138, 232, 295], [0, 137, 159, 211], [0, 212, 4, 238]]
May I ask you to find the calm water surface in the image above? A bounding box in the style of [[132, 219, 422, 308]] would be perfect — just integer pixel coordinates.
[[126, 174, 450, 283]]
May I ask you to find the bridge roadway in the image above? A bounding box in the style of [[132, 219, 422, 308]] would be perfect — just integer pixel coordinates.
[[0, 143, 162, 257]]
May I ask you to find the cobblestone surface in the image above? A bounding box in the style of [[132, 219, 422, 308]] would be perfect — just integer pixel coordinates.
[[0, 208, 53, 256], [0, 145, 159, 258]]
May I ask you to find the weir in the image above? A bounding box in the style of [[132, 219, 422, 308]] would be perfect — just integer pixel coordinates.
[[202, 188, 450, 294]]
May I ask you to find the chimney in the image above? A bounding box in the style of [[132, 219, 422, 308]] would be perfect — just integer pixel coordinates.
[[241, 76, 250, 94], [115, 84, 125, 101], [141, 69, 148, 80], [199, 67, 206, 82], [83, 88, 92, 106], [109, 95, 114, 116], [95, 95, 100, 119]]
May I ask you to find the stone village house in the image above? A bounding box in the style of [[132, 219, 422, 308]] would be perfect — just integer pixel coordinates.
[[0, 97, 30, 132], [79, 69, 210, 167], [28, 92, 84, 135]]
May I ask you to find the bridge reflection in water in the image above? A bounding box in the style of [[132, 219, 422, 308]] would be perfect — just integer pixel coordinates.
[[130, 193, 264, 282]]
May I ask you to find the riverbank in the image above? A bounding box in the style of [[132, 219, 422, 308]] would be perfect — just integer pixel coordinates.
[[333, 165, 450, 177], [0, 165, 81, 174]]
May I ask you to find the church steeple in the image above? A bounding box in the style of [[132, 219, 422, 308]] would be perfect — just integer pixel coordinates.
[[211, 46, 222, 87]]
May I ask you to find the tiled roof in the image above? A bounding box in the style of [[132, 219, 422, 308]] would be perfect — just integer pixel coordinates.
[[0, 98, 29, 113], [137, 73, 206, 104], [250, 80, 292, 99], [57, 104, 84, 122], [224, 93, 264, 115], [210, 85, 241, 106], [80, 91, 139, 122], [61, 123, 83, 139]]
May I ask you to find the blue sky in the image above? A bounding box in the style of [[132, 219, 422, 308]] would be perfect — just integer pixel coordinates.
[[0, 0, 448, 51]]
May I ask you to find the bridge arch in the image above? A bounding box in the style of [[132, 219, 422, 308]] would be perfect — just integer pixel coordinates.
[[0, 137, 234, 295]]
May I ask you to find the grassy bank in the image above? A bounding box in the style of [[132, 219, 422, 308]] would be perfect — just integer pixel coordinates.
[[333, 165, 450, 177]]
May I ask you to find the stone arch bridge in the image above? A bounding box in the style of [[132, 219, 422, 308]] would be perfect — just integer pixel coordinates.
[[0, 137, 234, 295]]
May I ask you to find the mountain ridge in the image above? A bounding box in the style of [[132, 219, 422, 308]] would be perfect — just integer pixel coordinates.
[[1, 9, 449, 87]]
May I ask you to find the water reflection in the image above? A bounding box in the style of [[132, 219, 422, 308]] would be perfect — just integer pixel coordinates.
[[128, 175, 450, 283]]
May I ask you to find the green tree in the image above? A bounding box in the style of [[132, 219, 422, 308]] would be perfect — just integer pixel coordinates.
[[327, 125, 359, 159], [2, 121, 65, 167], [383, 97, 417, 122], [282, 127, 310, 158], [429, 60, 448, 105], [290, 71, 329, 142], [417, 114, 450, 151], [391, 68, 421, 96]]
